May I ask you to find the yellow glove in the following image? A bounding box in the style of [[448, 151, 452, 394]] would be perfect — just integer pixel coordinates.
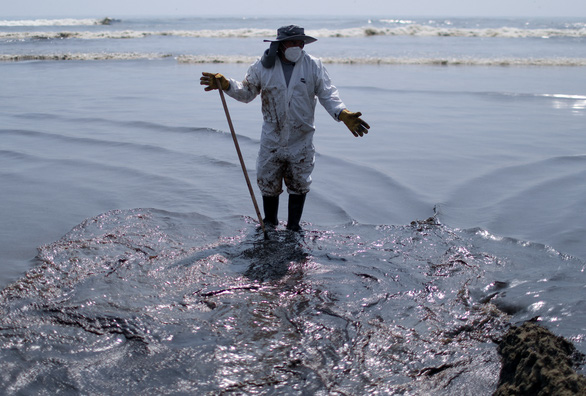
[[339, 109, 370, 137], [200, 72, 230, 91]]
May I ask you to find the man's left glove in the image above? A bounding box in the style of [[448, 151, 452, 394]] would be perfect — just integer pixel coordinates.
[[339, 109, 370, 137], [200, 72, 230, 91]]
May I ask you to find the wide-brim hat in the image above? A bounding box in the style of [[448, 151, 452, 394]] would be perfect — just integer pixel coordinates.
[[263, 25, 317, 44]]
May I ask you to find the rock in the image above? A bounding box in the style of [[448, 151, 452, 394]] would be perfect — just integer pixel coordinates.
[[494, 321, 586, 395]]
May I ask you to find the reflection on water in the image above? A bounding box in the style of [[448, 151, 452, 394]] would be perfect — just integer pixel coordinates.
[[547, 94, 586, 112]]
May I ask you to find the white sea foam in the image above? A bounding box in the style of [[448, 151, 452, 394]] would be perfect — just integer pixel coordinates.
[[0, 17, 115, 27], [0, 31, 151, 40], [3, 53, 586, 66], [0, 28, 274, 41], [177, 55, 586, 67], [0, 53, 172, 62], [342, 25, 586, 38], [1, 25, 585, 41]]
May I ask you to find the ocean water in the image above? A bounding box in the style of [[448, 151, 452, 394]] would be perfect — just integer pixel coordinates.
[[1, 16, 585, 394]]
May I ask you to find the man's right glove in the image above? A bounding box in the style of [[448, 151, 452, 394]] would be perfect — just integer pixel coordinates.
[[339, 109, 370, 137], [200, 72, 230, 91]]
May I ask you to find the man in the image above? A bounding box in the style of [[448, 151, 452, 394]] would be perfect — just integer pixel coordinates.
[[200, 25, 369, 232]]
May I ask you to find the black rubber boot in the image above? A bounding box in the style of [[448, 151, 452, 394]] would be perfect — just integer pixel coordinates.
[[287, 194, 306, 232], [262, 195, 279, 227]]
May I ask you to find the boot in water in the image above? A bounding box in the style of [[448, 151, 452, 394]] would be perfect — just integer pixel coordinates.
[[262, 195, 279, 227], [287, 193, 306, 232]]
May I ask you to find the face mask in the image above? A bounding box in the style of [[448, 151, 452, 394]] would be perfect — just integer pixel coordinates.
[[284, 46, 303, 63]]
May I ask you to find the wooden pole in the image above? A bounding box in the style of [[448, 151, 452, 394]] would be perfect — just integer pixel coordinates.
[[216, 80, 267, 237]]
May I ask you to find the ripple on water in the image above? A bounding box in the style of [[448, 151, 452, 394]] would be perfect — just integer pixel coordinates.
[[0, 209, 584, 394]]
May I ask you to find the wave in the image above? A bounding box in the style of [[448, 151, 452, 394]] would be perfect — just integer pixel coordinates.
[[178, 55, 586, 67], [350, 25, 586, 38], [0, 29, 273, 40], [1, 25, 585, 40], [0, 53, 173, 61], [0, 17, 117, 27], [3, 52, 586, 67]]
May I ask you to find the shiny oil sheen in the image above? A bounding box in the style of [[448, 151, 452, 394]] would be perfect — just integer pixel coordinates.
[[0, 209, 583, 394]]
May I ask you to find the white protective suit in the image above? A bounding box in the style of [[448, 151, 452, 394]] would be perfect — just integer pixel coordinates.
[[225, 51, 346, 196]]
